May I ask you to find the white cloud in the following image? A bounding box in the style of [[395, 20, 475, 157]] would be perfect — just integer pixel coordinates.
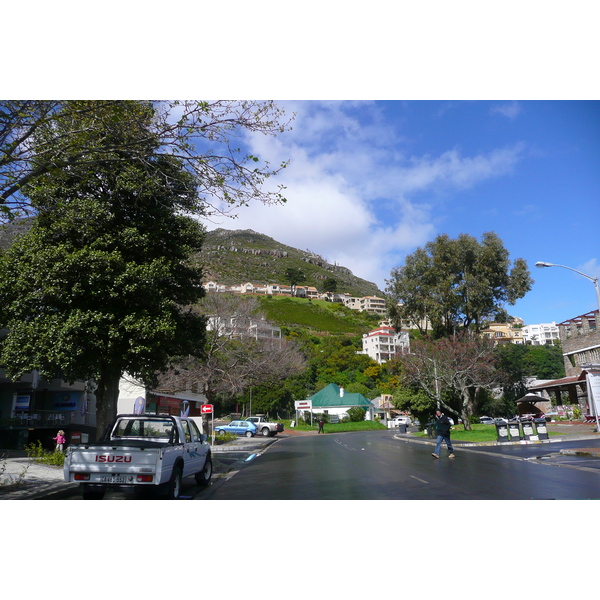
[[491, 101, 522, 119], [578, 258, 600, 279], [206, 102, 526, 290]]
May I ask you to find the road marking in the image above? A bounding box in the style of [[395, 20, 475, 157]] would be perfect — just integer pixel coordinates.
[[411, 475, 428, 484]]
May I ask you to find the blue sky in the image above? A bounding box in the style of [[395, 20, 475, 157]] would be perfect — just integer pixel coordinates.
[[207, 100, 600, 327]]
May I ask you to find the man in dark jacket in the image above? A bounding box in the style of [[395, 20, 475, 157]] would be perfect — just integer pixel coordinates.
[[432, 409, 455, 459]]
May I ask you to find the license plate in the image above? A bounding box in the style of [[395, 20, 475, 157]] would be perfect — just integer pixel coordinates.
[[99, 475, 128, 483]]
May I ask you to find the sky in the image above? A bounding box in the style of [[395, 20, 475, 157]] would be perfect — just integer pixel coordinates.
[[206, 100, 600, 327]]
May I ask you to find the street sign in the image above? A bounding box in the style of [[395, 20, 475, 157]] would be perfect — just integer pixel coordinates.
[[295, 400, 312, 410], [201, 404, 213, 414]]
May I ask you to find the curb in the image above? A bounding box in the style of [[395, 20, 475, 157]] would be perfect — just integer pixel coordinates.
[[393, 432, 600, 448]]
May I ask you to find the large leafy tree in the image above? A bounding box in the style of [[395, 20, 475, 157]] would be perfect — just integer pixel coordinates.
[[0, 102, 209, 435], [0, 100, 291, 222], [386, 232, 533, 338]]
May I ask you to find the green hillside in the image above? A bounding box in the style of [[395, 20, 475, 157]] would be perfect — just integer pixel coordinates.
[[257, 296, 380, 335], [199, 228, 383, 298]]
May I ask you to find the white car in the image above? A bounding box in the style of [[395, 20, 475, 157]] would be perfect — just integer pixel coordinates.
[[391, 416, 412, 426], [479, 416, 494, 425]]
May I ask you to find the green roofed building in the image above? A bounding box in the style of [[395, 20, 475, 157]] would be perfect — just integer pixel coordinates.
[[308, 383, 374, 420]]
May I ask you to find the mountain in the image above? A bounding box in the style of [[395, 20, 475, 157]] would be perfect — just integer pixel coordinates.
[[198, 228, 383, 298]]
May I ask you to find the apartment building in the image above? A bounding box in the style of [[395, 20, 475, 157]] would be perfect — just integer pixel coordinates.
[[521, 322, 560, 345], [361, 325, 410, 364], [343, 295, 387, 315]]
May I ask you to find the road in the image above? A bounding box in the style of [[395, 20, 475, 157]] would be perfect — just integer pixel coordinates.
[[200, 430, 600, 500]]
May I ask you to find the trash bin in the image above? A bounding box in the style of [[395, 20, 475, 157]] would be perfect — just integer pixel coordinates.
[[534, 418, 549, 440], [521, 418, 536, 441], [426, 421, 435, 438], [495, 421, 509, 442], [399, 423, 407, 434], [508, 420, 521, 442]]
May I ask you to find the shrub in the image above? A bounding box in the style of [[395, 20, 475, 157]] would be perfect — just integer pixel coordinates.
[[347, 407, 366, 422], [25, 441, 65, 466]]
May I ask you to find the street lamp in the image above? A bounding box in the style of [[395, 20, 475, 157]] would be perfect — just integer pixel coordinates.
[[535, 261, 600, 313]]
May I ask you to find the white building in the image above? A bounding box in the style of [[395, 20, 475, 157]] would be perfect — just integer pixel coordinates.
[[522, 322, 560, 345], [343, 295, 387, 315], [361, 325, 410, 363]]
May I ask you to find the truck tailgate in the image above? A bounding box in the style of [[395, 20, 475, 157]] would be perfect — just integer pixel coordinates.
[[65, 445, 164, 484]]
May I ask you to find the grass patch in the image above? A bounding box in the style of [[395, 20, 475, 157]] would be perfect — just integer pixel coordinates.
[[258, 296, 377, 334], [412, 423, 562, 443], [283, 419, 387, 433]]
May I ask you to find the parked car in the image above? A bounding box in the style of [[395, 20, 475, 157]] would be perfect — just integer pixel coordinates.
[[493, 417, 508, 425], [391, 415, 412, 426], [479, 416, 494, 425], [215, 420, 258, 438]]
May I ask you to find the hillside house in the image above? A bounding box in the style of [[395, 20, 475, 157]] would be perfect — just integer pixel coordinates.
[[361, 325, 410, 363], [343, 295, 387, 315], [522, 322, 560, 345], [481, 320, 525, 345]]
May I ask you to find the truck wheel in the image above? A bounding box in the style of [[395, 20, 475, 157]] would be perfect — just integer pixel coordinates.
[[261, 427, 270, 437], [168, 466, 183, 499], [245, 430, 253, 438], [195, 455, 212, 486]]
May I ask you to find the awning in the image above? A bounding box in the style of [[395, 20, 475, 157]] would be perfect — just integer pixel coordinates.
[[515, 393, 547, 404]]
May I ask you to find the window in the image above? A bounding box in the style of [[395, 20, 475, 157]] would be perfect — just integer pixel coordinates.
[[181, 421, 192, 443]]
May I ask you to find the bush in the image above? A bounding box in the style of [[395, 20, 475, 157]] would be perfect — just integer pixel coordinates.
[[25, 441, 65, 466], [347, 407, 366, 422]]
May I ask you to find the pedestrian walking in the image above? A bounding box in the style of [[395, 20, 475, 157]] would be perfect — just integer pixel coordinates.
[[53, 429, 66, 453], [432, 410, 455, 459], [318, 419, 325, 434]]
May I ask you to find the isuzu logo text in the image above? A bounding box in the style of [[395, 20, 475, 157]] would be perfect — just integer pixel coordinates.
[[95, 455, 132, 463]]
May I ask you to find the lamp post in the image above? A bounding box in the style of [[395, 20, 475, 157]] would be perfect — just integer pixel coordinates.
[[535, 261, 600, 312], [536, 261, 600, 431]]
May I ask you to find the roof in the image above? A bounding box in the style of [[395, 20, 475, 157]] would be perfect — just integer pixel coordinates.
[[309, 383, 373, 408], [529, 373, 587, 391]]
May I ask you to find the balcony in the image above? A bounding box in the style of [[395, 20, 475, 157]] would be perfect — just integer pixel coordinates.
[[1, 410, 69, 429]]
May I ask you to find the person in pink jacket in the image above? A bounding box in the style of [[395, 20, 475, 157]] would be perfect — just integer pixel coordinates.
[[53, 430, 66, 453]]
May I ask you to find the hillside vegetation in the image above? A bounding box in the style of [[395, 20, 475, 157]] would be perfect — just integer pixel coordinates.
[[258, 296, 381, 335], [199, 228, 383, 298]]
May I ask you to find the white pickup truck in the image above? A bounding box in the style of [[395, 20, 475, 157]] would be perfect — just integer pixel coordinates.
[[63, 414, 212, 500], [245, 416, 284, 437]]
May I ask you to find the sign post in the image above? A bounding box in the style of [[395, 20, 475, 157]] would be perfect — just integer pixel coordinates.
[[585, 369, 600, 433], [294, 399, 313, 426], [201, 404, 214, 445]]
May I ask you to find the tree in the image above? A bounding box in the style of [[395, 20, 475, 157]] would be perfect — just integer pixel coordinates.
[[0, 100, 292, 222], [284, 267, 306, 296], [392, 386, 434, 430], [493, 342, 565, 405], [396, 334, 499, 429], [158, 294, 306, 418], [386, 232, 533, 338], [322, 277, 338, 293], [0, 102, 208, 435]]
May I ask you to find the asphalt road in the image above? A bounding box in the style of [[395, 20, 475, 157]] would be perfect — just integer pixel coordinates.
[[200, 430, 600, 500]]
